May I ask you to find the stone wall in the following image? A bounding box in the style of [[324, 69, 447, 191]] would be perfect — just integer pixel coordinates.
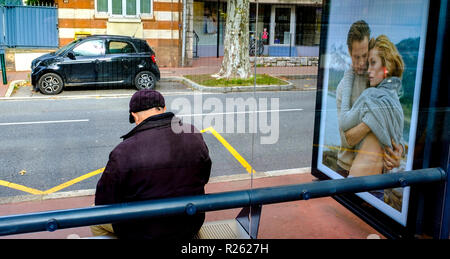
[[249, 56, 319, 67]]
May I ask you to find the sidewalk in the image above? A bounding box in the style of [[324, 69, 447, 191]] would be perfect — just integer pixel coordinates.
[[0, 71, 30, 97], [160, 57, 318, 77], [0, 171, 384, 239]]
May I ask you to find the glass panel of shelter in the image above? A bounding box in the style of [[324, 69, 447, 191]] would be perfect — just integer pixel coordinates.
[[186, 1, 323, 236]]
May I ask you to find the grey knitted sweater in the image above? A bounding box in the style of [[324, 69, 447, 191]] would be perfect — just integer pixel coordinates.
[[339, 72, 404, 149]]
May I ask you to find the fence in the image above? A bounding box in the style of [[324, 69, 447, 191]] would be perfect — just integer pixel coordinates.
[[0, 4, 58, 48]]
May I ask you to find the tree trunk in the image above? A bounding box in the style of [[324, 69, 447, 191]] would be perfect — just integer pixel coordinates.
[[213, 0, 251, 79]]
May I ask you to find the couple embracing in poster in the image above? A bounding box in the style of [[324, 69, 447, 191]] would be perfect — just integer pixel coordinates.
[[334, 21, 406, 210], [318, 0, 430, 227]]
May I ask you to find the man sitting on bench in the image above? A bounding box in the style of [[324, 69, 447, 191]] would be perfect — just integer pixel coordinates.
[[91, 89, 212, 239]]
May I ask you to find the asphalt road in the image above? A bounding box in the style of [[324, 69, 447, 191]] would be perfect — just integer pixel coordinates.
[[0, 83, 317, 198]]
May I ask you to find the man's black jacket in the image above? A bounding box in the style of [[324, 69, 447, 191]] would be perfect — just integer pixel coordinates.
[[95, 112, 211, 239]]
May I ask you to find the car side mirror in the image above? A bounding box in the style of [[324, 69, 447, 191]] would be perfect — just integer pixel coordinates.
[[67, 52, 76, 60]]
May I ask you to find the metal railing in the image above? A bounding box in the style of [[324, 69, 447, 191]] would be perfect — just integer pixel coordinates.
[[0, 168, 446, 236], [193, 30, 199, 58]]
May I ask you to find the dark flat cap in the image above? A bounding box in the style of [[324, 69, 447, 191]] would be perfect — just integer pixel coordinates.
[[129, 90, 165, 123]]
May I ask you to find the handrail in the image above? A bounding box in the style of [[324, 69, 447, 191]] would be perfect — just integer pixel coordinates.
[[0, 168, 446, 236], [193, 30, 199, 58]]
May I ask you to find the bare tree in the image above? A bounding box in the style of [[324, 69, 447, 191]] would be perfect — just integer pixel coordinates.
[[212, 0, 251, 79]]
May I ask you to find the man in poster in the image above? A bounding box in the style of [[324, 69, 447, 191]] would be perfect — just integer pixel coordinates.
[[335, 20, 404, 178]]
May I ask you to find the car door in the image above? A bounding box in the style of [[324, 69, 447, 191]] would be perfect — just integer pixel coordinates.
[[62, 39, 106, 84], [103, 40, 136, 84]]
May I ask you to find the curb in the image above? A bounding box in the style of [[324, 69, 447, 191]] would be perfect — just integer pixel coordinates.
[[0, 167, 310, 205], [161, 76, 294, 93], [4, 80, 27, 98]]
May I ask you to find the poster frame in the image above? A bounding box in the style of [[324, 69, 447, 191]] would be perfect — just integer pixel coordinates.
[[311, 0, 449, 239]]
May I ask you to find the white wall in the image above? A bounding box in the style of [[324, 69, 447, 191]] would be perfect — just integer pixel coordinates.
[[15, 52, 51, 71]]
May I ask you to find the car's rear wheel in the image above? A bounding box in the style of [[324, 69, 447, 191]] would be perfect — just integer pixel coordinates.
[[38, 73, 64, 95], [135, 71, 156, 90]]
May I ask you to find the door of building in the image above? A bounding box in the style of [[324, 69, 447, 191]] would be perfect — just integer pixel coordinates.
[[270, 5, 295, 45]]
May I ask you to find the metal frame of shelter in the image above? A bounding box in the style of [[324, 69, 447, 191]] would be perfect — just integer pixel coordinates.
[[0, 0, 448, 240], [311, 0, 450, 239]]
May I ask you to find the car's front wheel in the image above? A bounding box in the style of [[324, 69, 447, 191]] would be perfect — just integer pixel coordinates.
[[135, 71, 156, 90], [38, 73, 64, 95]]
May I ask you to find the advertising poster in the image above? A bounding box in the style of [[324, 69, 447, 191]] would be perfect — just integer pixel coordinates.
[[317, 0, 430, 225]]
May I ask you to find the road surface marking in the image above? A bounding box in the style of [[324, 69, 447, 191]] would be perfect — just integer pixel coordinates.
[[42, 168, 105, 194], [0, 91, 216, 101], [0, 119, 89, 126], [0, 126, 255, 195], [178, 108, 303, 118], [0, 168, 105, 195], [201, 127, 255, 174], [0, 180, 44, 195]]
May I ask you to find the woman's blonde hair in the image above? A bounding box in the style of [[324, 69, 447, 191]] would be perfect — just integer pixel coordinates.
[[369, 35, 404, 78]]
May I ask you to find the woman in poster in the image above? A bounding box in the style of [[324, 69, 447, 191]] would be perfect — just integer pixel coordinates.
[[339, 35, 405, 178]]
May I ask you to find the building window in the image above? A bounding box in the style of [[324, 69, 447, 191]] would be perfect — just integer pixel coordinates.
[[249, 3, 271, 45], [274, 7, 292, 45], [295, 6, 321, 46], [97, 0, 108, 12], [96, 0, 153, 16]]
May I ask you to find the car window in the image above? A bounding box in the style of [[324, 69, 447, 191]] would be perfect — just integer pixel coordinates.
[[72, 40, 105, 57], [56, 39, 82, 56], [107, 41, 136, 54]]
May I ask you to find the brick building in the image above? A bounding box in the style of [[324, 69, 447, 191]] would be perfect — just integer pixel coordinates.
[[56, 0, 182, 67]]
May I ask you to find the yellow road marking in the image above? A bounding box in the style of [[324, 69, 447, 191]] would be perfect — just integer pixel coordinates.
[[201, 127, 255, 174], [0, 168, 105, 195], [42, 167, 105, 194], [1, 127, 255, 195], [0, 180, 44, 195]]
